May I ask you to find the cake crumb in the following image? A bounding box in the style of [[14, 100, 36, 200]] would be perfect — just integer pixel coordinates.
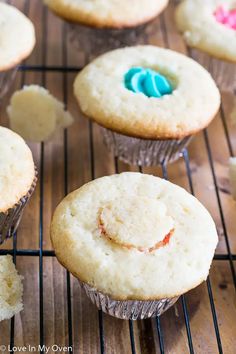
[[7, 85, 74, 142], [0, 255, 23, 321]]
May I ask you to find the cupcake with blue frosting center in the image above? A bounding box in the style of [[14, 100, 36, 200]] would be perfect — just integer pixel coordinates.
[[74, 45, 220, 166]]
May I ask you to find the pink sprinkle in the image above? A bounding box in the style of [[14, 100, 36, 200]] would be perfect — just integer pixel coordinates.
[[214, 5, 236, 30]]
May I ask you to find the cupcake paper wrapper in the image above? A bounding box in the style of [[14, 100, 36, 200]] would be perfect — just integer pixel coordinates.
[[67, 23, 147, 63], [0, 67, 18, 100], [100, 127, 192, 166], [0, 169, 37, 244], [191, 51, 236, 92], [208, 57, 236, 92], [80, 280, 179, 320]]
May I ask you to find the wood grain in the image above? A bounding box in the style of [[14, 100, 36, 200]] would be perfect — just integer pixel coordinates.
[[0, 1, 235, 353]]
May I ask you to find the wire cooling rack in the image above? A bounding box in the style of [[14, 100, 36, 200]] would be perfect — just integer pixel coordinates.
[[0, 1, 235, 353]]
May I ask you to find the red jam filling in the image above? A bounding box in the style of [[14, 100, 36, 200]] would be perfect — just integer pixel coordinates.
[[99, 217, 174, 253]]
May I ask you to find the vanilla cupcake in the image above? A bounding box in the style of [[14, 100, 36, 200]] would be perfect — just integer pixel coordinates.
[[0, 3, 35, 99], [44, 0, 169, 62], [175, 0, 236, 90], [51, 172, 218, 320], [0, 127, 37, 244], [44, 0, 169, 28], [74, 46, 220, 166]]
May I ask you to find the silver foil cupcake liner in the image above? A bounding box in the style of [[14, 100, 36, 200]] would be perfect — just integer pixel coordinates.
[[190, 49, 235, 92], [0, 169, 37, 244], [100, 127, 193, 166], [80, 280, 179, 320], [0, 67, 17, 100], [210, 58, 236, 92], [67, 22, 147, 63]]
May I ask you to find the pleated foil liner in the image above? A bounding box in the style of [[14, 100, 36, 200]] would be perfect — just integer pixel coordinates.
[[67, 22, 148, 63], [100, 127, 193, 166], [0, 169, 38, 244], [190, 48, 236, 92], [80, 281, 179, 320], [210, 58, 236, 92], [0, 67, 18, 100]]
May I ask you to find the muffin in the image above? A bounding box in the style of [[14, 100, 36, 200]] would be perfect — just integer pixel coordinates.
[[51, 172, 218, 320], [44, 0, 169, 63], [0, 255, 23, 321], [0, 127, 37, 244], [175, 0, 236, 90], [0, 3, 35, 99], [74, 45, 221, 166]]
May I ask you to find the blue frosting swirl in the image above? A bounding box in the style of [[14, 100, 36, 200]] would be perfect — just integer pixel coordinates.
[[124, 67, 173, 98]]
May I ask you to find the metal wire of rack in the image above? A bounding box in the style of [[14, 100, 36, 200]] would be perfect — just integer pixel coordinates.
[[0, 1, 235, 353]]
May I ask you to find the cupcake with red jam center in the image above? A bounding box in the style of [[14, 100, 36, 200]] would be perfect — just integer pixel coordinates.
[[51, 172, 218, 320]]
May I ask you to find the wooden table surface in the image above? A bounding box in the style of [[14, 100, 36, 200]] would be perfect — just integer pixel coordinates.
[[0, 1, 235, 353]]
